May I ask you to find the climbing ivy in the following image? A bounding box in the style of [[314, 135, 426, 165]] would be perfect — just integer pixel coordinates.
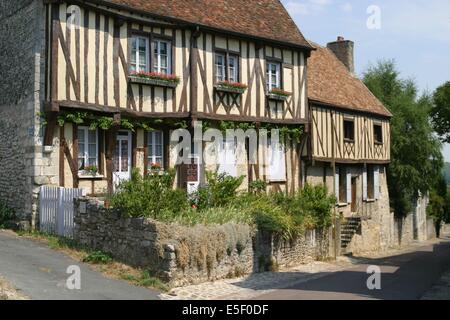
[[39, 111, 189, 132]]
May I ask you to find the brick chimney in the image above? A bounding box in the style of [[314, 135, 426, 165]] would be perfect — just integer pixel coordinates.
[[327, 36, 355, 74]]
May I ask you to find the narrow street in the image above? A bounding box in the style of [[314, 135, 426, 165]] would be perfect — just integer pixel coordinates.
[[256, 234, 450, 300], [0, 231, 160, 300]]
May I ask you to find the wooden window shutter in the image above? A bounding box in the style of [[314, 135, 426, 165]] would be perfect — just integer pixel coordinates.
[[363, 166, 368, 201], [346, 169, 352, 203], [374, 166, 380, 200]]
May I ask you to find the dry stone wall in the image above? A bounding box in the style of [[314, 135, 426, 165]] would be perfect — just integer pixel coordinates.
[[74, 197, 330, 286]]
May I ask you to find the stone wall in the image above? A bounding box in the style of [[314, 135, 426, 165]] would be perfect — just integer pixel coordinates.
[[0, 0, 48, 228], [74, 197, 330, 286]]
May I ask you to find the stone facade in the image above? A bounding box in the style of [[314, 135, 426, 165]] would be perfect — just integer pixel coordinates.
[[74, 197, 330, 286], [0, 0, 52, 228]]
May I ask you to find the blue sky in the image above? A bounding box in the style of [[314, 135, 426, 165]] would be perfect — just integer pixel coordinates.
[[282, 0, 450, 160]]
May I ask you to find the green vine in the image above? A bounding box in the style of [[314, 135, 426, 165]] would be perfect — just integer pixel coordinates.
[[41, 111, 189, 132], [203, 120, 304, 143]]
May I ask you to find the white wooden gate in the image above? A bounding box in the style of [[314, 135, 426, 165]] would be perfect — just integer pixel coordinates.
[[39, 186, 84, 238]]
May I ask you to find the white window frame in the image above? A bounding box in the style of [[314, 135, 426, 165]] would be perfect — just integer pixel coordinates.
[[215, 53, 226, 83], [228, 55, 238, 83], [77, 126, 99, 173], [153, 39, 172, 74], [266, 62, 281, 91], [148, 131, 164, 169], [131, 36, 149, 73]]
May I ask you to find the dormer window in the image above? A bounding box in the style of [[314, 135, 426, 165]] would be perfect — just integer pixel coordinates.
[[131, 36, 149, 73], [215, 52, 239, 83], [266, 62, 281, 91]]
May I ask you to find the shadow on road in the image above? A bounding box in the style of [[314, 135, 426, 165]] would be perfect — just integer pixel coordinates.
[[240, 236, 450, 300]]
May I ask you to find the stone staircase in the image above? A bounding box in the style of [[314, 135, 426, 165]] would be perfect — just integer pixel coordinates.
[[340, 217, 362, 254]]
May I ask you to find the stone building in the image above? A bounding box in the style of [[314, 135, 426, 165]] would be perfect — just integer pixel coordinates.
[[0, 0, 433, 254]]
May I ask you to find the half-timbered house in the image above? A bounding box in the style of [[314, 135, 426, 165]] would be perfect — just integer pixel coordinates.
[[0, 0, 312, 227], [307, 38, 393, 253]]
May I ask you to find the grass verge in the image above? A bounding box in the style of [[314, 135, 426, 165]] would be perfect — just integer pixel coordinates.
[[15, 230, 169, 292]]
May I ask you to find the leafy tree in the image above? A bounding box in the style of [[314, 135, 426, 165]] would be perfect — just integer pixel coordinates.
[[430, 82, 450, 142], [363, 60, 443, 217]]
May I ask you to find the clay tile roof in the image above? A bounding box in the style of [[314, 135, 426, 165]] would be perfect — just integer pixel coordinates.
[[308, 43, 392, 117], [95, 0, 312, 49]]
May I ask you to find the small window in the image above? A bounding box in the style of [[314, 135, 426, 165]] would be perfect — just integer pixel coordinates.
[[77, 127, 99, 171], [148, 131, 164, 170], [367, 165, 375, 199], [215, 53, 226, 82], [266, 62, 281, 91], [153, 39, 171, 74], [215, 53, 239, 83], [344, 120, 355, 142], [130, 36, 149, 73], [374, 124, 383, 144]]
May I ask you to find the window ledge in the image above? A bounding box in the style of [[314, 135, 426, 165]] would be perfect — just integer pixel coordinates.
[[214, 84, 246, 95], [128, 76, 178, 88], [374, 142, 384, 146], [267, 93, 289, 101], [79, 174, 105, 180], [344, 139, 355, 143], [365, 199, 376, 203], [337, 203, 348, 208]]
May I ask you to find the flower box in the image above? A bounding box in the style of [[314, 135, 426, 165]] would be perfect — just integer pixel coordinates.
[[267, 89, 291, 101], [215, 81, 248, 94], [129, 72, 180, 88]]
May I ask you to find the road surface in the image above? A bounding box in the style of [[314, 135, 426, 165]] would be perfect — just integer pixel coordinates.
[[256, 234, 450, 300], [0, 230, 160, 300]]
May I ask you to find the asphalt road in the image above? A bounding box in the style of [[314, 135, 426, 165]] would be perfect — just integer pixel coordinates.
[[0, 231, 160, 300], [256, 234, 450, 300]]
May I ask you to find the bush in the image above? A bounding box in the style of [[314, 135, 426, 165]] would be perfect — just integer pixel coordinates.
[[0, 201, 15, 228], [192, 171, 244, 209], [110, 169, 189, 218], [83, 251, 113, 264]]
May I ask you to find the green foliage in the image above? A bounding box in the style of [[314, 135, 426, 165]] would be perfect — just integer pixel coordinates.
[[249, 180, 267, 194], [110, 168, 189, 219], [363, 60, 444, 217], [430, 82, 450, 143], [192, 171, 244, 210], [0, 201, 15, 228], [82, 251, 113, 264]]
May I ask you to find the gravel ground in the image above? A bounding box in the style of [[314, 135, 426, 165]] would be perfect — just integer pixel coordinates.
[[0, 277, 28, 300]]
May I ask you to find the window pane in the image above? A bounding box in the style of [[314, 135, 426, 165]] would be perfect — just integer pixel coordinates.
[[121, 140, 128, 172], [215, 54, 225, 82], [160, 42, 167, 55], [114, 141, 120, 172]]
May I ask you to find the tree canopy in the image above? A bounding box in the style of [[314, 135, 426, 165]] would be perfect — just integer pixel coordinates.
[[430, 82, 450, 143], [363, 60, 443, 217]]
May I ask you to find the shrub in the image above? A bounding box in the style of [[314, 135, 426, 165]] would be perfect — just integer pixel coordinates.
[[110, 168, 189, 218], [249, 180, 267, 194], [0, 201, 15, 228], [295, 184, 336, 228], [83, 251, 113, 264], [192, 171, 244, 209]]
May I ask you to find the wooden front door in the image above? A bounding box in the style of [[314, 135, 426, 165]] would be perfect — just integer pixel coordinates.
[[351, 177, 357, 213]]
